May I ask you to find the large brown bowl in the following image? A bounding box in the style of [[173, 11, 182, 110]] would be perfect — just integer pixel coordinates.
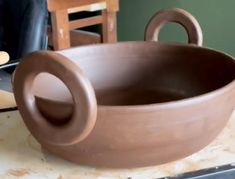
[[13, 8, 235, 168]]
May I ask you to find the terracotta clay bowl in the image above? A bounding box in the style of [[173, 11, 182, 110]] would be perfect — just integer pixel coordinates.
[[13, 8, 235, 168]]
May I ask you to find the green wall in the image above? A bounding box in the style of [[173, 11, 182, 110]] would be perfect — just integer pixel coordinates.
[[117, 0, 235, 56]]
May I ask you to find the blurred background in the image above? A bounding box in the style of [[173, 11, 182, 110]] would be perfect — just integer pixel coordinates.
[[117, 0, 235, 56]]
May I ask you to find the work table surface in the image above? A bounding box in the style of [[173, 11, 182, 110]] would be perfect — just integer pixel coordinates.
[[0, 92, 235, 178]]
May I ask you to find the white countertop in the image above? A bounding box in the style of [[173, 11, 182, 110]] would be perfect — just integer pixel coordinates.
[[0, 110, 235, 179]]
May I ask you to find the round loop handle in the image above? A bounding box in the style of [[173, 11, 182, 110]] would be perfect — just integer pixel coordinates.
[[145, 8, 203, 46], [13, 51, 97, 146]]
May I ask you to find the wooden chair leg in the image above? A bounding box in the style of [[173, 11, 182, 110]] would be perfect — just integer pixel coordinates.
[[102, 10, 117, 43], [51, 10, 71, 50]]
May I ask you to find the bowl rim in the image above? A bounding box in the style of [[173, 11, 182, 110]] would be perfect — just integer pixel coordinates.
[[36, 41, 235, 111]]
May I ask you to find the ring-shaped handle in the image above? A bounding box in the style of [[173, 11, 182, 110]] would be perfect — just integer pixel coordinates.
[[145, 8, 203, 46], [13, 51, 97, 146]]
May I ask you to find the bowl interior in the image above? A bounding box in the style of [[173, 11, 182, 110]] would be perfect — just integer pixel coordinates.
[[33, 42, 235, 106]]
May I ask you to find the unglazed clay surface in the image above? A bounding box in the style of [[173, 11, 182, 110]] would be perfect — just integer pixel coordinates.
[[0, 110, 235, 178], [13, 8, 235, 168]]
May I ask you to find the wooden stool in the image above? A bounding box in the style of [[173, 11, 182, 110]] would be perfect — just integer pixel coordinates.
[[47, 0, 119, 50]]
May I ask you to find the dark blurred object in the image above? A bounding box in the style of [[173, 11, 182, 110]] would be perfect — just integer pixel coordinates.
[[0, 0, 48, 91], [0, 0, 4, 50], [158, 164, 235, 179], [1, 0, 48, 62]]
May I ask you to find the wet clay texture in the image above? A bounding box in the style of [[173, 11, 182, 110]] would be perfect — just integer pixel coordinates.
[[13, 8, 235, 168]]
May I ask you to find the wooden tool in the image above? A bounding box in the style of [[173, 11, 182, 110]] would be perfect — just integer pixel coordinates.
[[0, 90, 16, 109], [0, 51, 10, 65]]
